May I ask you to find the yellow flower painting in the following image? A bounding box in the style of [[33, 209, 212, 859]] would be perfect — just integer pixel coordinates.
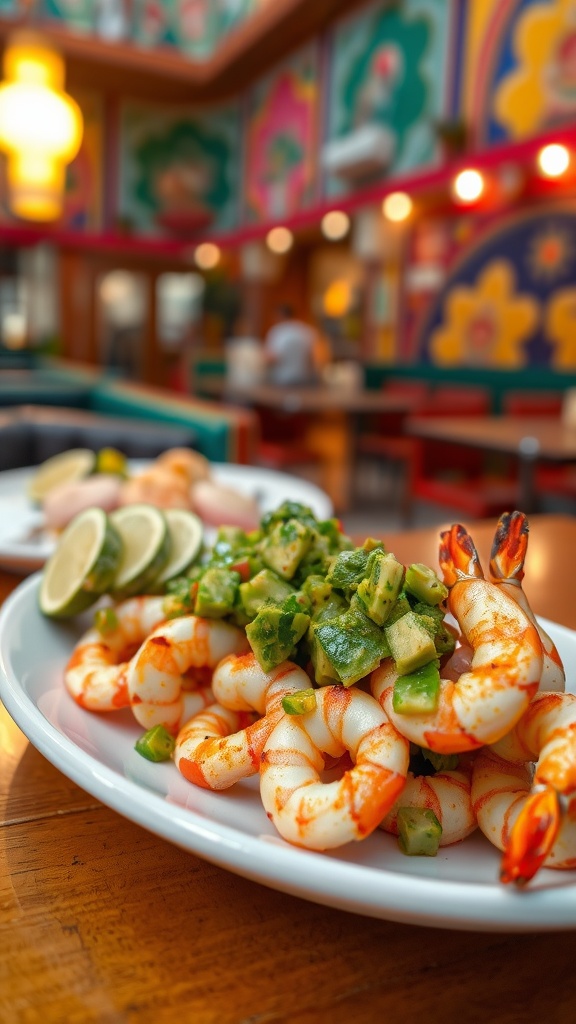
[[429, 260, 540, 368], [545, 287, 576, 368], [494, 0, 576, 138]]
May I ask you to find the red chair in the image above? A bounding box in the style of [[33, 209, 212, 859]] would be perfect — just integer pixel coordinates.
[[502, 391, 564, 417], [364, 384, 525, 522]]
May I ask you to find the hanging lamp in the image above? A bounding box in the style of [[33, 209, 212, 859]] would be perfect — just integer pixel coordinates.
[[0, 32, 83, 221]]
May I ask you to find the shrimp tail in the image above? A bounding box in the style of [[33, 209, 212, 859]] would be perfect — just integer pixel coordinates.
[[500, 785, 561, 886], [490, 511, 528, 586], [439, 524, 484, 587]]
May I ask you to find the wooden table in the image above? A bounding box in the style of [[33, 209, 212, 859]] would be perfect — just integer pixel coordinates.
[[2, 516, 576, 1022], [406, 414, 576, 514], [204, 380, 419, 512]]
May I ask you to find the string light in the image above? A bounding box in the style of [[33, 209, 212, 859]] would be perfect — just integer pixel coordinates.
[[194, 242, 220, 270], [452, 168, 484, 204], [382, 191, 413, 222], [266, 226, 293, 254], [537, 143, 570, 178], [321, 210, 350, 240]]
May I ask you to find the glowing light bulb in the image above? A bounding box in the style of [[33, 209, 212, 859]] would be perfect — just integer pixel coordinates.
[[452, 168, 484, 204], [0, 32, 83, 220], [266, 226, 293, 254], [321, 210, 350, 240], [537, 143, 570, 178], [194, 242, 220, 270], [382, 191, 413, 222]]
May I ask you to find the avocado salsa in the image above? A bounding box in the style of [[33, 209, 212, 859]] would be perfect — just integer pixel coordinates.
[[160, 500, 455, 707], [133, 499, 458, 854]]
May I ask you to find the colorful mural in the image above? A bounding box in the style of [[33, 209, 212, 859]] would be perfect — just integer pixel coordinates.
[[244, 44, 319, 223], [465, 0, 576, 144], [324, 0, 454, 195], [132, 0, 262, 58], [418, 207, 576, 370], [118, 101, 241, 235]]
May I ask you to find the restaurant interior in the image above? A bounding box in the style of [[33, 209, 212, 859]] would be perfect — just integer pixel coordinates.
[[3, 1, 576, 1020]]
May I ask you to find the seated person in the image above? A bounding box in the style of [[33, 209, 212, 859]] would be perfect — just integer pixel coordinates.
[[263, 305, 321, 387]]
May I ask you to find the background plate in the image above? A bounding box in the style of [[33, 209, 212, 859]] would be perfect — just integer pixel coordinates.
[[1, 574, 576, 932], [0, 462, 333, 573]]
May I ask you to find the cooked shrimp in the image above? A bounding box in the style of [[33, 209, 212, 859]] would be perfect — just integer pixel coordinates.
[[489, 510, 565, 693], [175, 653, 312, 790], [64, 595, 169, 711], [478, 692, 576, 884], [126, 614, 250, 732], [118, 467, 191, 510], [381, 757, 477, 847], [372, 523, 543, 754], [259, 685, 409, 850]]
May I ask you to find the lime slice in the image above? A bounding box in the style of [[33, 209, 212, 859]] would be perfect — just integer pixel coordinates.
[[154, 508, 204, 588], [28, 448, 96, 504], [39, 507, 122, 618], [109, 504, 170, 598]]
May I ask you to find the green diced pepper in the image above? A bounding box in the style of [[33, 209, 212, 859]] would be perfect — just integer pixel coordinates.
[[135, 725, 175, 762]]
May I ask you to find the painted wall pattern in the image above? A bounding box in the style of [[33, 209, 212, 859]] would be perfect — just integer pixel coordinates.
[[118, 101, 241, 235], [323, 0, 454, 196], [243, 44, 319, 223], [464, 0, 576, 144], [417, 207, 576, 370]]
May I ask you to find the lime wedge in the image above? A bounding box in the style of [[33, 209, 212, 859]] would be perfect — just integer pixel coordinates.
[[154, 508, 204, 588], [28, 448, 97, 504], [39, 507, 122, 618], [109, 504, 170, 598]]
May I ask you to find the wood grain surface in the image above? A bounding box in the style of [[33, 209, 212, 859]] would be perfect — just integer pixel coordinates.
[[1, 516, 575, 1024]]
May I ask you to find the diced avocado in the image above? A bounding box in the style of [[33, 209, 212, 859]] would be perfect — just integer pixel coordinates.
[[311, 603, 391, 687], [385, 610, 438, 675], [302, 574, 346, 623], [405, 563, 448, 606], [307, 625, 342, 685], [246, 604, 310, 672], [194, 566, 240, 618], [397, 807, 442, 856], [392, 660, 441, 715], [385, 592, 412, 626], [282, 688, 317, 715], [239, 568, 295, 618], [356, 550, 405, 626], [411, 601, 456, 658], [261, 518, 313, 580], [325, 547, 374, 592]]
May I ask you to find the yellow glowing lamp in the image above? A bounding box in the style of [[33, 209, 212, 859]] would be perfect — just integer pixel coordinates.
[[0, 33, 83, 221]]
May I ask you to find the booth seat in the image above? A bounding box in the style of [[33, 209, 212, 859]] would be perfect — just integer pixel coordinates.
[[0, 405, 199, 472], [0, 361, 259, 465]]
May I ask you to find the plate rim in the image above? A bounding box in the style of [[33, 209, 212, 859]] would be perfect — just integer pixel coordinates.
[[1, 573, 576, 933]]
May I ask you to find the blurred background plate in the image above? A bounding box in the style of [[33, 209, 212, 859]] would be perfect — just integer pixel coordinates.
[[0, 462, 333, 574]]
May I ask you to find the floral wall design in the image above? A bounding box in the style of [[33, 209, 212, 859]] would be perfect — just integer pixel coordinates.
[[324, 0, 454, 196], [244, 44, 319, 223], [118, 101, 242, 235], [465, 0, 576, 145], [419, 207, 576, 369]]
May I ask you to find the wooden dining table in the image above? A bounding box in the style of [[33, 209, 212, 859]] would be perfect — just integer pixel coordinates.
[[200, 379, 420, 512], [1, 514, 576, 1022], [406, 414, 576, 514]]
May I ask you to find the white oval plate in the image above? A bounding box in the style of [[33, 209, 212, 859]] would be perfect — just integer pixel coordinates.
[[1, 575, 576, 932], [0, 462, 333, 573]]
